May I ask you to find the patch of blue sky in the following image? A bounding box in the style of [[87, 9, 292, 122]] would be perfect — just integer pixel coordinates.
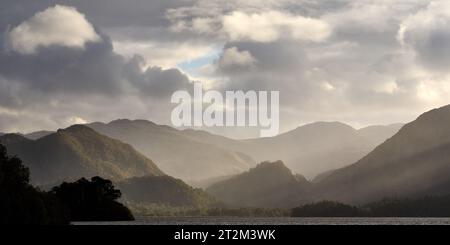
[[176, 48, 222, 76]]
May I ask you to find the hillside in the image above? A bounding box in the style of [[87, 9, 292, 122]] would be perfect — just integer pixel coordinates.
[[24, 130, 54, 140], [357, 124, 404, 146], [179, 122, 401, 179], [0, 125, 164, 186], [206, 105, 450, 207], [0, 133, 32, 145], [87, 119, 255, 183], [206, 161, 311, 208], [240, 122, 402, 179], [88, 119, 401, 182], [118, 176, 217, 209], [314, 105, 450, 204]]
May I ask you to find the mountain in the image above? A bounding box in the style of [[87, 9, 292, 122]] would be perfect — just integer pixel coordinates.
[[87, 119, 255, 183], [314, 105, 450, 204], [0, 130, 54, 141], [0, 133, 31, 145], [88, 119, 401, 182], [118, 176, 217, 208], [311, 169, 336, 183], [24, 130, 54, 140], [207, 105, 450, 207], [357, 124, 404, 146], [237, 122, 403, 179], [206, 161, 311, 208], [0, 125, 164, 186]]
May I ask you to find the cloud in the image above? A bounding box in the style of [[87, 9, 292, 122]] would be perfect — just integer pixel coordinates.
[[2, 0, 450, 138], [222, 11, 331, 43], [124, 55, 191, 98], [398, 1, 450, 71], [218, 47, 256, 71], [0, 4, 194, 133], [112, 40, 217, 69], [67, 116, 88, 125], [7, 5, 101, 54]]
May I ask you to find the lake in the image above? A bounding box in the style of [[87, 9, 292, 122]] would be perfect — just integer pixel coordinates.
[[73, 217, 450, 225]]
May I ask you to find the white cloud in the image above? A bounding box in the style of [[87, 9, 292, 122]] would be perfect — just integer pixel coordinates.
[[321, 81, 335, 91], [222, 11, 331, 43], [67, 116, 88, 125], [375, 81, 399, 94], [219, 47, 256, 68], [8, 5, 101, 54]]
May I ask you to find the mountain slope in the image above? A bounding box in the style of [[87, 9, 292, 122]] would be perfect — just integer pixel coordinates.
[[89, 119, 401, 182], [314, 105, 450, 204], [239, 122, 402, 178], [206, 161, 311, 208], [0, 133, 32, 145], [118, 176, 217, 208], [357, 124, 404, 146], [0, 125, 164, 186], [87, 119, 255, 183], [25, 130, 54, 140]]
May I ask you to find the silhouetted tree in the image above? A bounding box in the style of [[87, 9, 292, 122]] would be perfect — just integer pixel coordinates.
[[52, 176, 134, 221], [0, 144, 69, 224], [292, 201, 362, 217], [292, 196, 450, 217]]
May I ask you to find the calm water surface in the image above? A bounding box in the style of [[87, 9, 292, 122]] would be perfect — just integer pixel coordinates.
[[73, 217, 450, 225]]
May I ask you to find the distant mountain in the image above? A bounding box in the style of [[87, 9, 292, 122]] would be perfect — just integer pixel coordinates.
[[0, 130, 55, 141], [357, 124, 404, 146], [311, 168, 336, 183], [87, 119, 401, 182], [87, 119, 255, 183], [0, 125, 164, 186], [189, 174, 235, 189], [118, 176, 217, 208], [236, 122, 403, 179], [179, 122, 402, 179], [207, 105, 450, 207], [0, 133, 31, 145], [314, 105, 450, 204], [206, 161, 311, 208], [24, 130, 54, 140]]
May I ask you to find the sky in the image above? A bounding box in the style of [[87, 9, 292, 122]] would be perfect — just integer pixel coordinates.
[[1, 0, 450, 138]]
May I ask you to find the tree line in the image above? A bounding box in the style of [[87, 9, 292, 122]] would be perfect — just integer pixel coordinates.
[[0, 144, 133, 224]]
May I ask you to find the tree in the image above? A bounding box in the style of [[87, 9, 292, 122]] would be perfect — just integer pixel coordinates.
[[0, 144, 69, 224], [292, 201, 362, 217], [52, 176, 134, 221]]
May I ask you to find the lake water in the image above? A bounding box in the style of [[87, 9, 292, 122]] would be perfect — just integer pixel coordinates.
[[73, 217, 450, 225]]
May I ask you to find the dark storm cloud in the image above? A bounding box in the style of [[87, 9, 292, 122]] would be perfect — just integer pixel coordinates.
[[124, 55, 191, 98], [0, 35, 123, 94], [0, 1, 194, 96], [0, 0, 190, 27]]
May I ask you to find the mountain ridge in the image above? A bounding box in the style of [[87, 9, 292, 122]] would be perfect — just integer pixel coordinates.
[[0, 124, 164, 186], [313, 104, 450, 204], [207, 161, 311, 208], [87, 120, 256, 183]]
